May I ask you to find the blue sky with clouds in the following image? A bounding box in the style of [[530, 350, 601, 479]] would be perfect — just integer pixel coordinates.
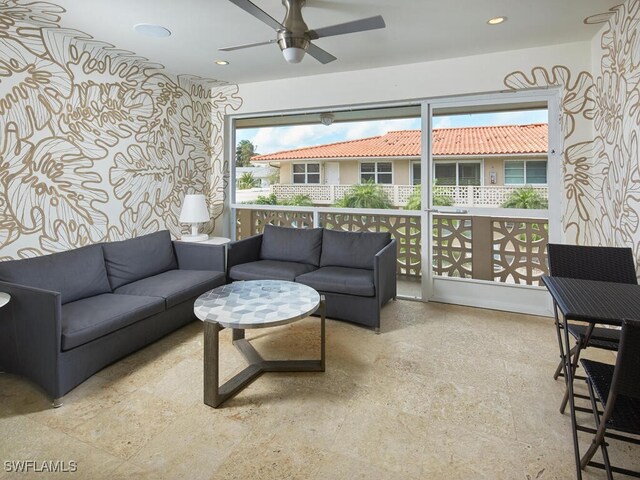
[[236, 109, 548, 156]]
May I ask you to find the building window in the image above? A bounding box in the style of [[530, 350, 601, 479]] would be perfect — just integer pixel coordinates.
[[411, 162, 421, 185], [504, 160, 547, 185], [360, 162, 392, 184], [292, 163, 320, 184], [434, 162, 481, 186]]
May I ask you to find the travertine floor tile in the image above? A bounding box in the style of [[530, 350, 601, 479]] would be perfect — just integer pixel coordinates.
[[0, 416, 122, 479], [128, 407, 250, 479], [63, 390, 182, 460], [211, 431, 327, 480], [1, 299, 639, 479]]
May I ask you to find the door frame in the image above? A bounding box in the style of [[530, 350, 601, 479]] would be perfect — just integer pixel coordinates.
[[420, 88, 563, 316]]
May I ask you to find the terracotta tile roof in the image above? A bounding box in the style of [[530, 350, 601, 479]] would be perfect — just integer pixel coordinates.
[[251, 123, 548, 162]]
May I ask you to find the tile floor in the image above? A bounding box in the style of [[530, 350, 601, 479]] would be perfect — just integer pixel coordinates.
[[1, 300, 638, 479]]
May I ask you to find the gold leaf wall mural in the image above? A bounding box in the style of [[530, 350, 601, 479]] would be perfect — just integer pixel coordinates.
[[0, 0, 242, 259], [504, 0, 640, 268]]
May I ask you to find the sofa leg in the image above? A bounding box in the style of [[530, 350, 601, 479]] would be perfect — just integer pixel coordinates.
[[52, 397, 63, 408], [374, 327, 381, 335]]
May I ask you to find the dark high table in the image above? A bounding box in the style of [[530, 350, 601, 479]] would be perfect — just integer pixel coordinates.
[[542, 276, 640, 479]]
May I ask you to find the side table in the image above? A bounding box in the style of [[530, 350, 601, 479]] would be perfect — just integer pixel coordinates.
[[177, 236, 230, 246]]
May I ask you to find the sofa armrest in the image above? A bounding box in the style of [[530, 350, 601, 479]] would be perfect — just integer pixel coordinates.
[[374, 239, 397, 306], [173, 241, 225, 272], [0, 280, 62, 398], [227, 234, 263, 271]]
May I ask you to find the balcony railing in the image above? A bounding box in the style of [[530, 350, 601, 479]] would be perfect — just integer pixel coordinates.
[[269, 184, 548, 208], [234, 206, 549, 287]]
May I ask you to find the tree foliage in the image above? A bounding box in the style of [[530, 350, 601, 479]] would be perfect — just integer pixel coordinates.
[[236, 140, 259, 167], [500, 186, 548, 209]]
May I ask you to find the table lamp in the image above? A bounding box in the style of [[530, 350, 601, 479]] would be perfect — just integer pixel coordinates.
[[179, 194, 209, 242]]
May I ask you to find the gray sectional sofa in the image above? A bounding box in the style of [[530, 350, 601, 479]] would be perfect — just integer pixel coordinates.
[[0, 230, 225, 404], [227, 225, 397, 330]]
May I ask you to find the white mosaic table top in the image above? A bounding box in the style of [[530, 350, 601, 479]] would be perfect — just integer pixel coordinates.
[[194, 280, 320, 329]]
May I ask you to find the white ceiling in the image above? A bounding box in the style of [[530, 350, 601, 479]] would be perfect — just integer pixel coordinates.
[[53, 0, 619, 84]]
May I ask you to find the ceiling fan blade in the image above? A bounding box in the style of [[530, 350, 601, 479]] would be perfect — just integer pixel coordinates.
[[308, 15, 385, 40], [219, 39, 277, 51], [228, 0, 284, 31], [307, 42, 337, 64]]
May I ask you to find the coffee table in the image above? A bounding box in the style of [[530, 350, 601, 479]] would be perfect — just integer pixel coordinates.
[[194, 280, 326, 408]]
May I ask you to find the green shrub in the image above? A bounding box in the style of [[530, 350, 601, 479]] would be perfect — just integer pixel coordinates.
[[501, 186, 548, 209], [334, 181, 392, 209], [253, 193, 278, 205], [246, 193, 313, 206], [281, 194, 314, 206], [405, 184, 454, 210]]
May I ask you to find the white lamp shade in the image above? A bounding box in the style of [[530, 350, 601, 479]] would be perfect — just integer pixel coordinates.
[[179, 194, 209, 223]]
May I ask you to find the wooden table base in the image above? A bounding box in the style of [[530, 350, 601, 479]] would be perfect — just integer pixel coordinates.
[[203, 300, 326, 408]]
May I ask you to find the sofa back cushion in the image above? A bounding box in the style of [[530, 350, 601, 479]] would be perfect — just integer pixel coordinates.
[[102, 230, 177, 289], [0, 245, 111, 304], [260, 225, 323, 266], [320, 229, 391, 270]]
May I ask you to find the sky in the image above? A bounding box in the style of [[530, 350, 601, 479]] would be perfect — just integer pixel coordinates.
[[236, 109, 548, 156]]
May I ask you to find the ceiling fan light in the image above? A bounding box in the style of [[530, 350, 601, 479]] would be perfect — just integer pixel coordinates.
[[282, 47, 306, 63]]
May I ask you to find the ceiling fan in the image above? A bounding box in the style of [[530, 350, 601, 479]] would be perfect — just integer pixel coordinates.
[[219, 0, 386, 64]]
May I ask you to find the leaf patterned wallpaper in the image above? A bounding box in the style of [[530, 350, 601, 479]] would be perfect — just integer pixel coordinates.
[[1, 0, 639, 264], [0, 0, 242, 260], [504, 0, 640, 266]]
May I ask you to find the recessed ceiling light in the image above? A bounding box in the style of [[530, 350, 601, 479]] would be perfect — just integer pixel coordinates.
[[134, 23, 171, 38], [215, 60, 230, 65], [487, 16, 507, 25]]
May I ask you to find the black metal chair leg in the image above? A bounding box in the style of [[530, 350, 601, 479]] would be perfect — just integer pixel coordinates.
[[581, 379, 613, 480]]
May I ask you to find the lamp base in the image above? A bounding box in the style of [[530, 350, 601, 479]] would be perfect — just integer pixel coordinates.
[[180, 233, 209, 242]]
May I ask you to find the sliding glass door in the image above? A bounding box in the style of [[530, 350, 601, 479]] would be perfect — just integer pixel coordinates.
[[421, 90, 562, 315], [228, 89, 562, 314]]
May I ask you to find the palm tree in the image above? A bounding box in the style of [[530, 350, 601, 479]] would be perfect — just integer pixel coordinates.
[[236, 140, 259, 167], [237, 172, 259, 190], [501, 186, 548, 209], [334, 181, 392, 209]]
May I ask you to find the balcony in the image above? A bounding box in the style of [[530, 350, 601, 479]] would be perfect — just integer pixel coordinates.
[[235, 205, 549, 298], [267, 184, 548, 208]]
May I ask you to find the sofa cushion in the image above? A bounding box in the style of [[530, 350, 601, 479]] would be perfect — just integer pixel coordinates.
[[114, 269, 226, 309], [320, 229, 391, 270], [61, 293, 165, 350], [0, 245, 111, 304], [260, 225, 323, 267], [296, 267, 375, 297], [102, 230, 177, 289], [229, 260, 316, 282]]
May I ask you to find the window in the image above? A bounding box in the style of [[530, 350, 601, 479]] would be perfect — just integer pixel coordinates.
[[411, 162, 421, 185], [292, 163, 320, 184], [504, 160, 547, 184], [360, 162, 392, 184], [434, 162, 481, 186]]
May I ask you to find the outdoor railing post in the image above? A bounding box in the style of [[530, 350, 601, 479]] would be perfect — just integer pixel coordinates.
[[471, 215, 493, 281]]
